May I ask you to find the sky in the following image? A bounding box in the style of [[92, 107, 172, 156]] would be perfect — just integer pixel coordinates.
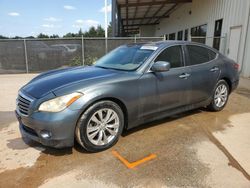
[[0, 0, 112, 37]]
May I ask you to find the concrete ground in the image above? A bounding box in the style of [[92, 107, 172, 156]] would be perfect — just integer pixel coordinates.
[[0, 74, 250, 188]]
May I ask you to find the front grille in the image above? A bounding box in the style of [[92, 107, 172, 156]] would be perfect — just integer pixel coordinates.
[[17, 93, 31, 116]]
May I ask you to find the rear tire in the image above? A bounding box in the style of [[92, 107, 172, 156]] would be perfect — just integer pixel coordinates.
[[207, 80, 229, 111], [75, 100, 124, 152]]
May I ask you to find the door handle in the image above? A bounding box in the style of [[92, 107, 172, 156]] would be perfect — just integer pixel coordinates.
[[179, 73, 191, 79], [210, 67, 219, 72]]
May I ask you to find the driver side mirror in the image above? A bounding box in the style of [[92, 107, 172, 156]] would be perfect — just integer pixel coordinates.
[[151, 61, 170, 72]]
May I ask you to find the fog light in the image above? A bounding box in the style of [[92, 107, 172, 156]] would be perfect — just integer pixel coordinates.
[[40, 130, 52, 139]]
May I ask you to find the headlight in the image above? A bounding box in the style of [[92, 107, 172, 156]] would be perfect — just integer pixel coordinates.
[[38, 92, 82, 112]]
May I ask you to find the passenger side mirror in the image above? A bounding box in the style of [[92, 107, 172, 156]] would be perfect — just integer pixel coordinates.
[[151, 61, 170, 72]]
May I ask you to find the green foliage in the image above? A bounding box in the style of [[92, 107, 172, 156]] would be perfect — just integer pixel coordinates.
[[70, 56, 82, 66], [37, 33, 60, 38], [37, 33, 49, 38], [25, 36, 35, 39], [70, 55, 98, 67], [50, 34, 59, 38], [63, 24, 110, 38], [84, 55, 98, 66], [108, 22, 112, 37], [0, 35, 8, 39], [0, 22, 113, 39]]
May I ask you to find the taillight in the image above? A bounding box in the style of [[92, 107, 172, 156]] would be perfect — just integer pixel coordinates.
[[233, 63, 239, 70]]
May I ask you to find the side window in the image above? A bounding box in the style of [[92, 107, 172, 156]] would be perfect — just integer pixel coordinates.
[[155, 46, 183, 68], [186, 45, 216, 65]]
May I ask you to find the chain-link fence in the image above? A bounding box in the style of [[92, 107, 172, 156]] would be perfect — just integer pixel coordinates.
[[0, 37, 164, 74]]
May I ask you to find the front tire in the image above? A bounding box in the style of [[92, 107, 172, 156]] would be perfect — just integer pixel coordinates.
[[75, 100, 124, 152], [207, 80, 229, 111]]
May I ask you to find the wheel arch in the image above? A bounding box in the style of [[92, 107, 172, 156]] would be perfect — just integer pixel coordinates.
[[220, 77, 232, 93], [76, 97, 129, 132]]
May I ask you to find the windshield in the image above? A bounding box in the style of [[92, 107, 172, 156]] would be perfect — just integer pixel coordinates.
[[95, 45, 155, 71]]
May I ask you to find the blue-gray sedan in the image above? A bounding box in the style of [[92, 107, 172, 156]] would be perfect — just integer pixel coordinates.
[[15, 41, 239, 152]]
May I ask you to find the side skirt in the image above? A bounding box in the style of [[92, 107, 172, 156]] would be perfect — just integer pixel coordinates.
[[127, 97, 212, 130]]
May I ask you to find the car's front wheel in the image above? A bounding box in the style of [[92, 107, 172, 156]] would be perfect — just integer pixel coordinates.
[[207, 80, 229, 111], [75, 100, 124, 152]]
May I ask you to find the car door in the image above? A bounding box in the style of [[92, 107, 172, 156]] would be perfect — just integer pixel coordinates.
[[184, 45, 220, 104], [139, 45, 192, 119]]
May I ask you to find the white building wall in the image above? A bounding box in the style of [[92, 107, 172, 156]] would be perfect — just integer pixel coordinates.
[[242, 11, 250, 77], [154, 0, 250, 77], [140, 25, 156, 37]]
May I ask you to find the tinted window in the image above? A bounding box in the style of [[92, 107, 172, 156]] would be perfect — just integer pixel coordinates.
[[213, 19, 223, 50], [177, 31, 183, 40], [184, 29, 188, 41], [191, 24, 207, 44], [169, 33, 176, 40], [155, 46, 183, 68], [187, 45, 216, 65]]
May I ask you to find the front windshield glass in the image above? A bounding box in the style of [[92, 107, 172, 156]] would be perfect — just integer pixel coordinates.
[[94, 45, 155, 71]]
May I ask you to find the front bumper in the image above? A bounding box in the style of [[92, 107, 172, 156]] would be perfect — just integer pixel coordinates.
[[15, 108, 81, 148]]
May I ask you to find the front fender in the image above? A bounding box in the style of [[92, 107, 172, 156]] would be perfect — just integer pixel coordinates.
[[67, 82, 140, 129]]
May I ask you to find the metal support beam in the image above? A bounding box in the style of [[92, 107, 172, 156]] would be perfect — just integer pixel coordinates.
[[122, 15, 169, 21], [139, 0, 154, 25], [119, 0, 192, 7], [132, 0, 140, 26], [146, 3, 166, 24], [124, 27, 140, 30], [111, 0, 117, 37], [126, 0, 128, 36], [117, 6, 121, 36], [154, 3, 179, 23], [123, 23, 159, 28]]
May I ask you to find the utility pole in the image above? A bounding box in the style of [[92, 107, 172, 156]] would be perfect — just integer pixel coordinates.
[[105, 0, 108, 53]]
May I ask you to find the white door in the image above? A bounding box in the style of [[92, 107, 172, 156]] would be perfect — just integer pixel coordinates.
[[228, 26, 242, 65]]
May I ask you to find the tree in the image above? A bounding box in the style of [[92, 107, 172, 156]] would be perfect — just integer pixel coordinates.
[[78, 28, 83, 37], [96, 25, 105, 37], [50, 34, 59, 38], [108, 22, 112, 37], [0, 35, 9, 39], [37, 33, 49, 38], [85, 26, 98, 37], [12, 36, 23, 39], [25, 36, 35, 39], [63, 32, 76, 38]]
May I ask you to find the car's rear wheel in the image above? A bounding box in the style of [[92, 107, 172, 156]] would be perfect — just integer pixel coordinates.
[[207, 80, 229, 111], [75, 100, 124, 152]]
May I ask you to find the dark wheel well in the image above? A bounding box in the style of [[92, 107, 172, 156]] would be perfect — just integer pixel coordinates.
[[221, 77, 232, 93]]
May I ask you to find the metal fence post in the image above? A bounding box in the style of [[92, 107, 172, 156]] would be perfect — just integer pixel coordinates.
[[23, 39, 29, 73], [81, 35, 85, 66], [134, 35, 137, 43], [105, 37, 108, 54]]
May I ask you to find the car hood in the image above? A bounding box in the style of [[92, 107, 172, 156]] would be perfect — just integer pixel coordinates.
[[22, 66, 119, 98]]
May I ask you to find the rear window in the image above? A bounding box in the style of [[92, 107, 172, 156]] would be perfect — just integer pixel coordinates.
[[187, 45, 216, 65]]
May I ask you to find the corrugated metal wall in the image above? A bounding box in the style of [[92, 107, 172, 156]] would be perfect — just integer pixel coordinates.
[[154, 0, 250, 77]]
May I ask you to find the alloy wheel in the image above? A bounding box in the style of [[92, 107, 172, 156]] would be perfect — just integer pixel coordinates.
[[214, 84, 228, 108], [86, 108, 119, 146]]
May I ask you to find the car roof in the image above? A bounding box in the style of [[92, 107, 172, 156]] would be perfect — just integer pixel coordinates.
[[125, 40, 219, 53], [143, 40, 205, 47]]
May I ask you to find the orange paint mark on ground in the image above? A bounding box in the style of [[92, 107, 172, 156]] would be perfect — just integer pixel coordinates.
[[112, 150, 157, 169]]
